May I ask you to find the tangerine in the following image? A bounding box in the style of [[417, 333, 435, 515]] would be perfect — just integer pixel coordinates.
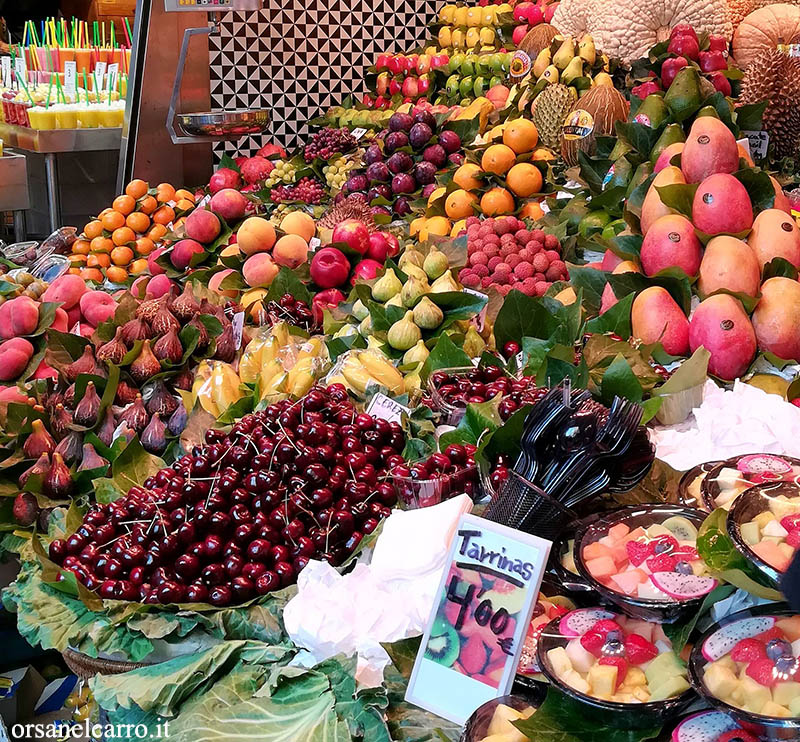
[[125, 179, 149, 199], [111, 245, 134, 265], [480, 187, 515, 216], [445, 189, 478, 220], [126, 212, 151, 234], [506, 163, 543, 198], [147, 223, 168, 241], [519, 200, 546, 221], [503, 119, 539, 154], [139, 195, 158, 215], [105, 266, 128, 284], [72, 239, 91, 255], [80, 267, 104, 283], [87, 252, 111, 268], [424, 216, 452, 237], [101, 210, 126, 232], [112, 195, 136, 216], [175, 199, 195, 213], [409, 217, 427, 237], [453, 163, 483, 191], [84, 220, 103, 239], [112, 227, 136, 246], [531, 148, 555, 161], [481, 144, 517, 176], [135, 237, 155, 256], [152, 205, 175, 225], [451, 219, 467, 237], [130, 258, 149, 275], [175, 189, 195, 203], [68, 267, 82, 276], [70, 254, 87, 267], [90, 236, 113, 253], [156, 183, 176, 203]]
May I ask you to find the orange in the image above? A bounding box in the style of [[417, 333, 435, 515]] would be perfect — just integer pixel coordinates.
[[84, 220, 103, 239], [480, 187, 515, 216], [445, 189, 478, 220], [112, 227, 136, 246], [87, 252, 111, 268], [68, 267, 82, 276], [112, 194, 136, 216], [111, 245, 134, 265], [520, 200, 546, 221], [105, 266, 128, 284], [101, 210, 126, 232], [156, 183, 176, 203], [453, 163, 483, 191], [130, 258, 149, 275], [175, 189, 195, 203], [409, 216, 427, 237], [146, 223, 168, 241], [125, 179, 149, 199], [503, 118, 539, 154], [126, 212, 151, 234], [139, 195, 158, 215], [135, 237, 155, 256], [69, 254, 87, 267], [152, 205, 175, 226], [506, 163, 543, 198], [175, 198, 195, 213], [90, 236, 113, 253], [72, 239, 91, 255], [481, 144, 516, 176], [97, 208, 113, 219], [80, 267, 104, 282], [420, 216, 452, 242], [531, 148, 555, 161]]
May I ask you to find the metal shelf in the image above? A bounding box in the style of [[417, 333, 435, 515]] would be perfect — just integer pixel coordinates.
[[0, 123, 121, 154]]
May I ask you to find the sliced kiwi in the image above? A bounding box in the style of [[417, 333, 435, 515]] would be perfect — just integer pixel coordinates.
[[425, 617, 460, 666], [661, 515, 698, 541]]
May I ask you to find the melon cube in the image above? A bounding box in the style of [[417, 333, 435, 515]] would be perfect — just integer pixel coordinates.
[[632, 686, 651, 703], [740, 521, 761, 545], [760, 701, 791, 718], [710, 655, 737, 674], [762, 536, 782, 544], [583, 542, 613, 561], [586, 555, 617, 580], [564, 670, 590, 695], [624, 620, 655, 643], [598, 535, 617, 549], [790, 696, 800, 716], [703, 663, 739, 700], [608, 523, 630, 541], [588, 663, 618, 697], [623, 526, 647, 543], [716, 467, 744, 489], [610, 542, 630, 566], [751, 541, 791, 571], [644, 651, 684, 686], [779, 543, 796, 561], [637, 581, 666, 600], [773, 681, 800, 707], [763, 519, 788, 538], [741, 676, 772, 714], [610, 569, 647, 595], [754, 511, 777, 529], [649, 675, 690, 701], [626, 667, 646, 687], [613, 692, 635, 704], [565, 638, 595, 674], [645, 524, 673, 538], [546, 647, 573, 680], [769, 497, 796, 520], [777, 617, 800, 642]]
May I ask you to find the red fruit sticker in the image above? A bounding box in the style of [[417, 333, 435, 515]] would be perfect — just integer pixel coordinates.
[[626, 540, 653, 566], [624, 633, 658, 666], [745, 658, 778, 687], [598, 656, 629, 688], [730, 638, 767, 663]]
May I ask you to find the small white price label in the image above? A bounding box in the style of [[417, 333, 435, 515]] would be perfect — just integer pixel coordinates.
[[309, 237, 321, 250], [63, 61, 77, 98], [1, 57, 11, 88], [13, 56, 26, 84], [742, 130, 769, 161], [231, 311, 245, 350], [366, 392, 410, 424], [351, 127, 367, 140], [94, 62, 107, 91], [106, 63, 119, 93]]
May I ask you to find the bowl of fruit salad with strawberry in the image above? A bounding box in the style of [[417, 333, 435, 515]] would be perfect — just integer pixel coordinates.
[[671, 710, 763, 742], [537, 608, 694, 725], [728, 481, 800, 588], [689, 606, 800, 736], [701, 454, 800, 512], [574, 505, 716, 623], [678, 461, 723, 510], [517, 586, 573, 678]]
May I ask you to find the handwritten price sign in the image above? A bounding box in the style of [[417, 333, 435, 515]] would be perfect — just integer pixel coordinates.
[[406, 514, 551, 724]]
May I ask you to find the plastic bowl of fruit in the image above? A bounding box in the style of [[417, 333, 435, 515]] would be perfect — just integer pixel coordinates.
[[574, 505, 716, 623], [390, 444, 482, 508], [460, 693, 544, 742], [700, 453, 800, 512], [517, 587, 573, 678], [670, 710, 765, 742], [548, 530, 595, 593], [727, 481, 800, 588], [537, 607, 694, 727], [678, 460, 723, 509], [688, 605, 800, 738]]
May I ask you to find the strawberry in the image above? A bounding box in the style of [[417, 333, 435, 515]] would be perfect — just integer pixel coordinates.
[[624, 633, 658, 665], [758, 626, 787, 643], [580, 629, 606, 656], [745, 658, 778, 687], [731, 638, 767, 663], [598, 656, 629, 688], [780, 514, 800, 532], [626, 540, 653, 566], [671, 546, 699, 561], [547, 604, 569, 619], [650, 534, 679, 554], [717, 733, 758, 742], [787, 529, 800, 549], [646, 554, 677, 572], [593, 619, 624, 637]]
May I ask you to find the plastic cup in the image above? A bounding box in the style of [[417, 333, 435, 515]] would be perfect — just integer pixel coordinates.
[[28, 107, 56, 130], [56, 106, 78, 129], [98, 106, 119, 128], [59, 48, 76, 72], [75, 49, 92, 75]]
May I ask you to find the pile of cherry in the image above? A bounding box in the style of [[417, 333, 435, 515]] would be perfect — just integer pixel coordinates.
[[48, 385, 404, 607]]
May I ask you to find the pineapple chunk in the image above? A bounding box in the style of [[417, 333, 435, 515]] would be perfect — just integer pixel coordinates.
[[632, 686, 651, 703], [790, 696, 800, 716], [754, 511, 777, 529], [769, 498, 796, 520], [649, 675, 690, 701], [704, 664, 739, 700], [564, 669, 590, 695], [710, 655, 737, 673], [626, 667, 646, 687], [773, 681, 800, 707], [760, 701, 791, 718], [741, 676, 772, 714], [588, 664, 618, 697], [546, 647, 573, 680], [486, 704, 531, 742]]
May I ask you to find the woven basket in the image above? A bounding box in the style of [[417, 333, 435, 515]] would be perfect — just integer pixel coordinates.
[[62, 648, 153, 681]]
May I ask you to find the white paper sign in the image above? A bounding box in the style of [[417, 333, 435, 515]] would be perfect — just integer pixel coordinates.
[[106, 63, 119, 93], [63, 61, 77, 98], [1, 57, 11, 88], [351, 127, 368, 140], [13, 57, 26, 85], [742, 130, 769, 161], [366, 392, 411, 424], [94, 62, 107, 92], [231, 311, 245, 350]]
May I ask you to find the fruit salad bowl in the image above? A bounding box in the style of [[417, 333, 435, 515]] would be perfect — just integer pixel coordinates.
[[574, 505, 715, 623], [460, 693, 544, 742], [678, 460, 723, 509], [537, 607, 695, 728], [689, 605, 800, 738], [700, 454, 800, 513], [727, 482, 800, 589], [550, 529, 595, 594], [671, 710, 769, 742]]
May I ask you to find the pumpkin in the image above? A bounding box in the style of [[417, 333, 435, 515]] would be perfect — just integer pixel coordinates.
[[561, 85, 629, 165], [552, 0, 732, 64], [732, 4, 800, 67], [728, 0, 800, 29], [518, 23, 560, 58]]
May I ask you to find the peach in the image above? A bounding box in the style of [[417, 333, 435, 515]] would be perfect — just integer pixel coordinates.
[[145, 274, 174, 299], [66, 305, 82, 328], [0, 296, 39, 339], [210, 188, 248, 223], [208, 269, 239, 298], [79, 291, 117, 327], [0, 337, 34, 381], [0, 385, 29, 403], [31, 359, 57, 380], [147, 246, 167, 275], [184, 208, 221, 244], [280, 211, 316, 242], [170, 239, 205, 270], [52, 307, 69, 332], [219, 243, 241, 259], [242, 253, 279, 288], [236, 217, 276, 256], [272, 234, 309, 269], [40, 274, 87, 309]]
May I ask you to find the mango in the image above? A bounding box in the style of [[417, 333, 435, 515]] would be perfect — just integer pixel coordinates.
[[640, 214, 702, 277], [751, 277, 800, 362], [653, 142, 684, 173], [747, 208, 800, 270], [689, 294, 756, 380], [697, 236, 761, 298], [692, 174, 754, 236], [680, 117, 739, 183], [641, 166, 685, 235], [631, 286, 689, 355], [771, 176, 792, 214]]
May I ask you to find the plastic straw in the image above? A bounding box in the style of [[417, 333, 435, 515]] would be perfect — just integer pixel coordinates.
[[124, 18, 132, 47], [15, 72, 35, 106], [45, 74, 54, 108], [82, 70, 89, 105], [110, 21, 115, 48]]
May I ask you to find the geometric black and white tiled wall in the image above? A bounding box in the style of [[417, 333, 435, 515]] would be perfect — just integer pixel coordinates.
[[208, 0, 440, 156]]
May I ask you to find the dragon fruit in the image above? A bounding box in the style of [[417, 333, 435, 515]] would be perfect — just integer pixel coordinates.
[[701, 616, 777, 661], [558, 608, 615, 638], [671, 711, 740, 742], [650, 572, 717, 600], [737, 454, 792, 477]]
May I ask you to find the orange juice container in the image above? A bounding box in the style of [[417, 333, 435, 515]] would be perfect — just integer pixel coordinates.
[[79, 104, 101, 128], [55, 105, 78, 129], [75, 48, 92, 75]]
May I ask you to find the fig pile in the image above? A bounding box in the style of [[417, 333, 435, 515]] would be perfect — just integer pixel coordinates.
[[48, 385, 404, 606]]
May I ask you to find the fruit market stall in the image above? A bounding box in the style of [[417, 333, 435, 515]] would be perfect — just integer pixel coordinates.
[[7, 1, 800, 740]]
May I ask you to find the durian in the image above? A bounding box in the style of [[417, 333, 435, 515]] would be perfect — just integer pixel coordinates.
[[531, 83, 578, 150], [739, 48, 800, 161], [318, 201, 376, 232]]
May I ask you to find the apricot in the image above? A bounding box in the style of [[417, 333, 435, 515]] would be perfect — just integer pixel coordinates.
[[40, 274, 87, 309], [170, 239, 205, 270], [208, 269, 239, 298], [236, 217, 276, 256], [0, 296, 39, 339], [0, 337, 34, 381], [209, 189, 248, 223], [242, 253, 279, 288], [280, 211, 316, 242], [185, 209, 221, 244], [272, 234, 309, 269], [79, 291, 118, 327]]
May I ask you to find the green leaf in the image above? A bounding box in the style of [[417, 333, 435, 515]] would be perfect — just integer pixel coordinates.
[[31, 302, 59, 337], [577, 151, 613, 195], [585, 292, 634, 338], [763, 257, 799, 282], [654, 347, 709, 397], [615, 122, 664, 159], [44, 329, 91, 370], [610, 234, 643, 262], [734, 168, 775, 212], [654, 183, 698, 218], [264, 267, 313, 305], [219, 154, 241, 173], [601, 353, 644, 404], [108, 437, 166, 495], [326, 332, 367, 362], [382, 637, 421, 680], [639, 396, 662, 424], [493, 291, 560, 349], [428, 291, 488, 322], [566, 266, 607, 313], [522, 336, 556, 376], [663, 584, 735, 653], [438, 396, 502, 449], [420, 334, 472, 383], [736, 101, 767, 132]]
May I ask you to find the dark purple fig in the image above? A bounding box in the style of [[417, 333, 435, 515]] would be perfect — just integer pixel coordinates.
[[54, 431, 82, 465], [141, 413, 167, 454], [119, 394, 148, 433], [13, 492, 39, 527], [73, 381, 101, 427], [96, 407, 116, 447], [77, 443, 108, 473], [167, 404, 188, 436], [19, 453, 50, 488], [44, 452, 73, 499], [23, 420, 55, 459], [146, 380, 179, 418]]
